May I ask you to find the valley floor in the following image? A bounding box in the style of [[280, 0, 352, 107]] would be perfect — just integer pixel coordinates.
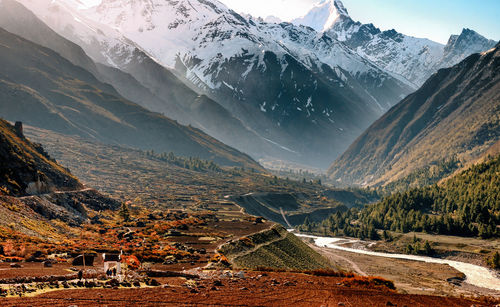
[[1, 126, 496, 305]]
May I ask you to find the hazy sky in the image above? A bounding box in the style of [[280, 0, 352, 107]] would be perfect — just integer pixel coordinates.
[[79, 0, 499, 44], [220, 0, 500, 44]]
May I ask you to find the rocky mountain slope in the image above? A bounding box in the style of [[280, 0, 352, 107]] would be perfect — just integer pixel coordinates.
[[0, 118, 120, 231], [0, 119, 81, 196], [294, 0, 496, 86], [328, 43, 499, 186], [16, 0, 414, 168], [0, 26, 261, 169]]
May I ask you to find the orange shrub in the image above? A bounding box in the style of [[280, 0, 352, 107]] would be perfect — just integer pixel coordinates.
[[122, 255, 141, 270], [210, 253, 230, 265], [341, 276, 395, 291]]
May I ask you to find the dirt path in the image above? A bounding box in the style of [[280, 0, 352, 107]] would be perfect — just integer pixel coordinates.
[[312, 245, 367, 276], [213, 223, 276, 255], [18, 188, 95, 200], [214, 224, 283, 264], [230, 232, 285, 261], [280, 207, 293, 229]]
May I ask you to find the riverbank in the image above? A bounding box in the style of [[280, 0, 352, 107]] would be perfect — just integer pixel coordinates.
[[296, 233, 500, 298]]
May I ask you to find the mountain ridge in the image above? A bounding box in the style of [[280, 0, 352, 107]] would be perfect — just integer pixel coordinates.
[[328, 43, 500, 186], [11, 0, 299, 164], [294, 0, 496, 86], [79, 0, 413, 167]]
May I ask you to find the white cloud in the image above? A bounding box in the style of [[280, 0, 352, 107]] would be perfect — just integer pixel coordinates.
[[78, 0, 102, 9], [219, 0, 317, 21]]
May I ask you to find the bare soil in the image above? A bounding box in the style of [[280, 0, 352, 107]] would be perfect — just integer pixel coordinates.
[[0, 263, 73, 279], [311, 244, 500, 298], [1, 271, 487, 307]]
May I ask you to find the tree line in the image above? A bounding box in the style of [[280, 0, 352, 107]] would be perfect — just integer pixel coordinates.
[[145, 150, 222, 172], [300, 155, 500, 239]]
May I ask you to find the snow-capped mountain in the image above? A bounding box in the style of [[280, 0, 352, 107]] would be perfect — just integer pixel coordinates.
[[8, 0, 495, 168], [438, 28, 497, 70], [294, 0, 497, 86], [72, 0, 414, 166], [263, 16, 282, 24], [14, 0, 292, 161], [292, 0, 348, 32], [13, 0, 412, 167]]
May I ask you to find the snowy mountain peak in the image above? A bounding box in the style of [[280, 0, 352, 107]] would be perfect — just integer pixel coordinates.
[[264, 15, 282, 24], [292, 0, 348, 32], [439, 28, 497, 69], [444, 28, 497, 57]]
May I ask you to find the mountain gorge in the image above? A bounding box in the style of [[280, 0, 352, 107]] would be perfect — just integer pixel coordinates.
[[0, 0, 499, 303], [328, 43, 500, 186], [15, 0, 416, 167]]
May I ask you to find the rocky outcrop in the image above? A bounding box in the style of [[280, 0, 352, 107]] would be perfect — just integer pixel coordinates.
[[0, 118, 82, 196]]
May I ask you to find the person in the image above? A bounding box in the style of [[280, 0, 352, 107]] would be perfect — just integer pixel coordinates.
[[78, 270, 83, 280], [106, 269, 111, 277], [112, 267, 117, 277]]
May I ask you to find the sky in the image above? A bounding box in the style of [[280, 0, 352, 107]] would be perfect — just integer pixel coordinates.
[[78, 0, 499, 44], [218, 0, 500, 44]]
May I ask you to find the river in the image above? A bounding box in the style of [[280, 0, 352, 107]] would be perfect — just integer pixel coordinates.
[[294, 233, 500, 291]]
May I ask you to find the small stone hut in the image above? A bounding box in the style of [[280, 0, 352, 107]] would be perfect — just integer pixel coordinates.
[[103, 253, 121, 274]]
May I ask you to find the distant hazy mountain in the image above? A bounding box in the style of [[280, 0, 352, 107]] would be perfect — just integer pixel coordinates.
[[294, 0, 497, 86], [0, 27, 261, 169], [328, 43, 500, 186], [82, 0, 413, 167]]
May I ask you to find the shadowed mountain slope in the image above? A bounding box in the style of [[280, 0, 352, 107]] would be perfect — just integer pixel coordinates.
[[0, 27, 261, 169], [0, 118, 81, 196]]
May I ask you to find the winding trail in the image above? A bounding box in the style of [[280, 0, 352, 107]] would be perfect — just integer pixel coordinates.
[[295, 233, 500, 291], [279, 207, 293, 229], [316, 247, 367, 276], [231, 234, 284, 261]]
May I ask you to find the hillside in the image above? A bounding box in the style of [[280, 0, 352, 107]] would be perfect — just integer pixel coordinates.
[[0, 119, 81, 196], [315, 154, 500, 240], [218, 225, 332, 270], [0, 27, 261, 169], [358, 154, 500, 238], [328, 43, 500, 186], [0, 118, 120, 237]]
